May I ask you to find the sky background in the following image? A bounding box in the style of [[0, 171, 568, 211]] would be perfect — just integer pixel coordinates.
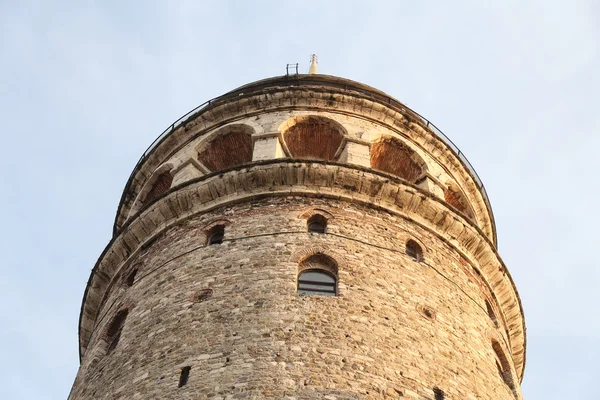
[[0, 1, 598, 399]]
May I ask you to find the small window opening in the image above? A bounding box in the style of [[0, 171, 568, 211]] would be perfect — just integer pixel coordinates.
[[433, 387, 445, 400], [298, 269, 337, 296], [405, 239, 423, 262], [492, 340, 518, 398], [178, 366, 191, 388], [106, 309, 128, 353], [207, 225, 225, 245], [194, 288, 213, 303], [307, 214, 327, 233], [126, 269, 138, 287], [486, 300, 499, 327]]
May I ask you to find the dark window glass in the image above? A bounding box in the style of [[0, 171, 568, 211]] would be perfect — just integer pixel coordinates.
[[298, 269, 336, 296]]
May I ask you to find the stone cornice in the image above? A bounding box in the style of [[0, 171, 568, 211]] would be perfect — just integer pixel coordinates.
[[81, 160, 525, 380], [113, 76, 496, 245]]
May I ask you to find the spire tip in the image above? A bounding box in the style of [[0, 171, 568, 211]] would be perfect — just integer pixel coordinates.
[[308, 54, 318, 74]]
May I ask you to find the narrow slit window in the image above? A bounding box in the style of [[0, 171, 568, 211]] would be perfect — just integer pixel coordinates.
[[492, 340, 518, 398], [126, 269, 137, 287], [307, 214, 327, 233], [298, 269, 336, 296], [106, 309, 128, 354], [406, 239, 423, 262], [178, 366, 191, 388], [486, 300, 499, 327], [207, 225, 225, 245]]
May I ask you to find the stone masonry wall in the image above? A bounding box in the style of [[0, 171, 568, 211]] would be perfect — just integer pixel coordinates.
[[69, 197, 521, 400]]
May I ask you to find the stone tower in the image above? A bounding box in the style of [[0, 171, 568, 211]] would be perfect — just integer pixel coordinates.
[[69, 72, 526, 400]]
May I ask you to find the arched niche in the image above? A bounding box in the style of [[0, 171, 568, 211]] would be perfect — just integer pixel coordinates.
[[298, 252, 339, 277], [143, 170, 173, 205], [197, 124, 254, 171], [370, 136, 426, 182], [280, 116, 345, 161], [445, 181, 475, 220], [129, 163, 175, 216]]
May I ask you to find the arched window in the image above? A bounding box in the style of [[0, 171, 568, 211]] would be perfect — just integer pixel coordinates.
[[206, 225, 225, 245], [198, 125, 254, 171], [492, 340, 518, 398], [298, 269, 337, 296], [307, 214, 327, 233], [282, 116, 345, 161], [106, 309, 128, 353], [406, 239, 423, 262], [444, 182, 475, 220], [370, 137, 426, 182], [143, 170, 173, 205]]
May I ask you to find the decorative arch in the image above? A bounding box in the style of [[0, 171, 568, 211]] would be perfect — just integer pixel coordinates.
[[298, 208, 334, 220], [298, 253, 338, 274], [127, 163, 176, 218], [370, 136, 426, 182], [140, 163, 174, 206], [299, 208, 334, 234], [444, 181, 475, 219], [197, 124, 254, 171], [280, 116, 346, 161], [289, 246, 347, 274]]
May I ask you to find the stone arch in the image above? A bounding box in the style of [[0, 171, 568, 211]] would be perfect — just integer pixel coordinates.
[[280, 115, 346, 161], [130, 163, 175, 217], [444, 180, 475, 220], [370, 135, 427, 182], [290, 247, 347, 275], [298, 208, 334, 220], [201, 218, 232, 232], [197, 124, 255, 171]]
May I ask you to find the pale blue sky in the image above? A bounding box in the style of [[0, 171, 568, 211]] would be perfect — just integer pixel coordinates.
[[1, 1, 598, 399]]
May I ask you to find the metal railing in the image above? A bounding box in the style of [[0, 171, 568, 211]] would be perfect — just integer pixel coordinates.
[[115, 75, 494, 237]]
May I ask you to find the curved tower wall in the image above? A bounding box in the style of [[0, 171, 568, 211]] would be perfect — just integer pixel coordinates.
[[69, 75, 526, 400]]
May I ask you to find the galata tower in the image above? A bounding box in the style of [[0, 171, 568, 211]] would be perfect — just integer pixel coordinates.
[[69, 57, 526, 399]]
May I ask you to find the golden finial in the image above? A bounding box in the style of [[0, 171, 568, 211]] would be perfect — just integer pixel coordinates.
[[308, 54, 318, 74]]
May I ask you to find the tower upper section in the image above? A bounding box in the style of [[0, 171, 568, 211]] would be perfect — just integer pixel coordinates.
[[113, 74, 496, 243], [79, 74, 526, 385]]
